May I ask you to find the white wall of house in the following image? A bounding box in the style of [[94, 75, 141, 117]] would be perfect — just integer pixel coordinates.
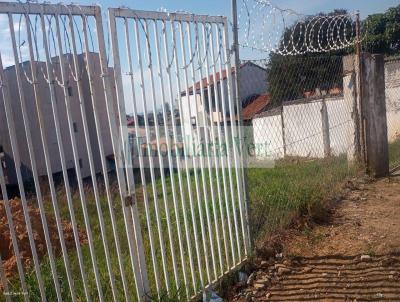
[[180, 62, 268, 154], [217, 62, 268, 115], [0, 53, 117, 185]]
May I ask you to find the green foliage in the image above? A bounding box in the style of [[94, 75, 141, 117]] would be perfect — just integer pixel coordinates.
[[267, 53, 344, 105], [266, 10, 353, 105], [389, 137, 400, 168], [363, 5, 400, 55], [247, 156, 356, 242]]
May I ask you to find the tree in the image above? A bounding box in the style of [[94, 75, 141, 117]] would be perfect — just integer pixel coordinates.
[[266, 10, 354, 105], [363, 5, 400, 55]]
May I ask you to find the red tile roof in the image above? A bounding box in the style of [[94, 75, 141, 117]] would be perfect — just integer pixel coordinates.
[[185, 67, 236, 94], [242, 94, 271, 121], [183, 62, 267, 95]]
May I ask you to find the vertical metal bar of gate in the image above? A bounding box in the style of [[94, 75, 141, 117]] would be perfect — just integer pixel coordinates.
[[54, 12, 119, 301], [0, 52, 29, 302], [220, 18, 246, 259], [24, 13, 86, 302], [171, 18, 205, 294], [222, 19, 248, 259], [96, 8, 151, 301], [214, 23, 237, 268], [143, 18, 174, 293], [109, 12, 163, 298], [0, 3, 250, 300], [179, 20, 220, 283], [160, 18, 193, 297], [76, 14, 131, 302], [208, 23, 231, 272], [231, 0, 252, 254], [4, 13, 47, 302], [107, 8, 250, 300], [0, 252, 11, 302], [40, 11, 106, 301], [214, 22, 242, 263], [8, 13, 64, 302], [195, 21, 224, 277], [152, 19, 182, 291]]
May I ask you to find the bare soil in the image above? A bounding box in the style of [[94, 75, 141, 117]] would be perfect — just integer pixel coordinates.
[[0, 198, 87, 283], [230, 176, 400, 301]]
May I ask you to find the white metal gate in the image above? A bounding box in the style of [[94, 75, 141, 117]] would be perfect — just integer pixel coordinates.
[[0, 2, 249, 301]]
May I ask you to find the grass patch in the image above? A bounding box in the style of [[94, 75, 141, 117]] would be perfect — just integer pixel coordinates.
[[247, 155, 356, 244], [2, 155, 357, 301], [389, 138, 400, 169]]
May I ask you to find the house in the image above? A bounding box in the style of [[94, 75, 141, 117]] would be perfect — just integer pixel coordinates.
[[180, 62, 268, 139], [0, 53, 118, 185], [242, 94, 271, 123]]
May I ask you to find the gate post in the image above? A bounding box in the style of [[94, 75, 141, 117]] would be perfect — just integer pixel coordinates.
[[231, 0, 252, 254], [343, 55, 362, 164], [361, 54, 389, 177]]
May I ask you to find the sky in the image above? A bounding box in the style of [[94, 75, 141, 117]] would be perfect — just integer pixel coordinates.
[[42, 0, 399, 20], [1, 0, 398, 114]]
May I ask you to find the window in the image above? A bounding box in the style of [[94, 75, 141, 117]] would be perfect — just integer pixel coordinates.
[[68, 86, 73, 96], [191, 117, 196, 127], [79, 158, 83, 169], [73, 122, 78, 133], [0, 145, 3, 154]]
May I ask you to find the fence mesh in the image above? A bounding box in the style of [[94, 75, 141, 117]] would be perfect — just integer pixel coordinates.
[[384, 58, 400, 171], [236, 0, 364, 244], [0, 1, 399, 302], [360, 6, 400, 171]]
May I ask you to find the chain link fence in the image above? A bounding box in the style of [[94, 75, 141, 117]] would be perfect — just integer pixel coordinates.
[[385, 58, 400, 171], [236, 0, 365, 244]]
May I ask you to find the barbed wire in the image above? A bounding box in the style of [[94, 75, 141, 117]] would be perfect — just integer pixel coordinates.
[[238, 0, 359, 55]]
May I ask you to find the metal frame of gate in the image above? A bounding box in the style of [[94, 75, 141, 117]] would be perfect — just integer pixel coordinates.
[[0, 2, 250, 301]]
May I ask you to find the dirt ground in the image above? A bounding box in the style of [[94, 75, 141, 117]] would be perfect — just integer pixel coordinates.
[[230, 176, 400, 301], [0, 198, 87, 283]]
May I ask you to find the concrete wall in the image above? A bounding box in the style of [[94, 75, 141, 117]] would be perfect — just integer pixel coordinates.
[[325, 97, 354, 156], [252, 60, 400, 162], [252, 110, 284, 159], [0, 52, 117, 185], [253, 96, 353, 160], [385, 59, 400, 142], [283, 100, 325, 158]]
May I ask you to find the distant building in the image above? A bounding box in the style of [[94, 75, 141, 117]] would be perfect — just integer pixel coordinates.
[[0, 53, 118, 185], [241, 94, 271, 123], [180, 61, 268, 139]]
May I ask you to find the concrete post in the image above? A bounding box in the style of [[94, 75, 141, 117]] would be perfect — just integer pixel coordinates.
[[361, 53, 389, 177], [321, 98, 331, 157], [280, 105, 287, 157], [343, 55, 362, 163]]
